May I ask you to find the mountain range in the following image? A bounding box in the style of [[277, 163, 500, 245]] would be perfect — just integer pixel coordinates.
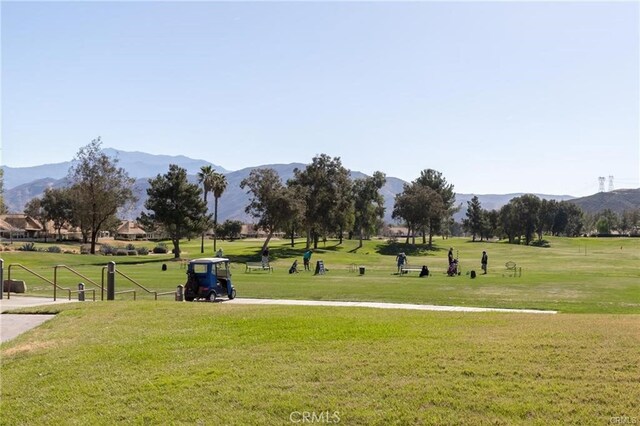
[[3, 148, 638, 223]]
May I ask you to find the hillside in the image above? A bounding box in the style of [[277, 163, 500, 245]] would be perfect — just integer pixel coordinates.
[[1, 148, 226, 189], [7, 149, 638, 224], [568, 188, 640, 214]]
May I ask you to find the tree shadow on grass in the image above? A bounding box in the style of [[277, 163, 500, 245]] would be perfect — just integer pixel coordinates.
[[234, 246, 307, 263], [376, 241, 444, 257]]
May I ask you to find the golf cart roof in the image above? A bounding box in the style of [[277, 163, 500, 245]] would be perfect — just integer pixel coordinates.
[[190, 257, 230, 264]]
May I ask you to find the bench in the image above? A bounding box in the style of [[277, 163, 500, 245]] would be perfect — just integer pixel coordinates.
[[504, 261, 522, 277], [245, 262, 273, 273], [400, 265, 427, 275]]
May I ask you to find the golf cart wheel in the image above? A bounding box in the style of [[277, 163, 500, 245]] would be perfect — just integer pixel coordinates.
[[208, 292, 217, 302], [185, 295, 194, 302], [228, 288, 237, 300]]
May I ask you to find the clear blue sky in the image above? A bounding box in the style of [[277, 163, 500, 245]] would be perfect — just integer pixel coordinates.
[[1, 1, 638, 196]]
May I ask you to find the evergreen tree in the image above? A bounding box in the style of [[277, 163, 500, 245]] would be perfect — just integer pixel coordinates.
[[140, 164, 209, 259], [464, 195, 483, 241]]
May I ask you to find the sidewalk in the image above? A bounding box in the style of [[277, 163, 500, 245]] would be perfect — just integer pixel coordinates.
[[228, 298, 558, 314], [0, 296, 78, 343]]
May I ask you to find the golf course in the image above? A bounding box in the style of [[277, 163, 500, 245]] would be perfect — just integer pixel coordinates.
[[1, 236, 638, 425]]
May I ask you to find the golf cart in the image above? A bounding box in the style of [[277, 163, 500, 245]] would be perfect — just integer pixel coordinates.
[[184, 258, 237, 302]]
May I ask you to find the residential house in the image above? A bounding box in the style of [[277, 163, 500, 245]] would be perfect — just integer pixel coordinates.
[[115, 220, 147, 241]]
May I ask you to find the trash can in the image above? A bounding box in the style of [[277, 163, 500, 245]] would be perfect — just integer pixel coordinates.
[[359, 266, 365, 275], [162, 263, 167, 271]]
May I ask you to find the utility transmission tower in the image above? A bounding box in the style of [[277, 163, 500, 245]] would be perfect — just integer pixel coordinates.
[[608, 175, 614, 192], [598, 176, 605, 192]]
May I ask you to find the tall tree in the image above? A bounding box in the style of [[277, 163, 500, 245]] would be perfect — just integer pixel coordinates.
[[211, 171, 227, 252], [597, 209, 619, 233], [24, 197, 48, 242], [197, 165, 216, 254], [414, 169, 456, 244], [538, 199, 559, 240], [283, 191, 306, 248], [392, 182, 443, 246], [140, 164, 210, 259], [464, 195, 483, 241], [499, 203, 518, 243], [482, 209, 500, 241], [289, 154, 352, 248], [41, 187, 74, 241], [68, 138, 136, 254], [501, 194, 541, 245], [392, 184, 421, 245], [240, 168, 297, 252], [352, 171, 386, 248], [622, 209, 640, 235]]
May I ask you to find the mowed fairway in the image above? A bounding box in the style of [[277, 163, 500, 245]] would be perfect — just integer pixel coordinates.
[[1, 237, 639, 424], [2, 236, 638, 313], [1, 302, 639, 425]]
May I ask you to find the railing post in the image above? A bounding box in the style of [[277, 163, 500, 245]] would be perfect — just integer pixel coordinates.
[[175, 285, 184, 302], [53, 265, 57, 301], [0, 258, 4, 300], [107, 261, 116, 301], [6, 264, 11, 300], [78, 282, 85, 301]]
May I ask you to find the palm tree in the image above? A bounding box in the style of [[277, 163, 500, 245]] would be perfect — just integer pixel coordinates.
[[211, 172, 227, 252], [197, 165, 215, 253]]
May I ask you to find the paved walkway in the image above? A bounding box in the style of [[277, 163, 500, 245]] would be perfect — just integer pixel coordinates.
[[228, 298, 558, 314], [0, 296, 556, 344], [0, 296, 78, 343]]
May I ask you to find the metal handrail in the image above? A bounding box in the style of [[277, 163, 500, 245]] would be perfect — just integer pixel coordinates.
[[114, 269, 157, 300], [101, 266, 107, 300], [7, 263, 71, 301], [156, 290, 177, 298], [54, 264, 102, 300], [114, 289, 136, 300], [54, 265, 101, 289], [69, 288, 96, 301]]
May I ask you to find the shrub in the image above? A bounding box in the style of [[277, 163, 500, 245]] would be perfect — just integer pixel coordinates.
[[126, 243, 136, 251], [100, 244, 115, 255], [137, 247, 149, 255], [19, 242, 37, 252], [531, 239, 551, 248], [47, 246, 62, 253], [153, 243, 168, 254], [115, 249, 129, 256], [127, 250, 137, 256], [80, 245, 91, 254]]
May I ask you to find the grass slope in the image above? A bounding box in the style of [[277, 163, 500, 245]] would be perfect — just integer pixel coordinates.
[[1, 302, 639, 425]]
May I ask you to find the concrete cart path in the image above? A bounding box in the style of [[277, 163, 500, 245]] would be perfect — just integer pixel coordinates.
[[227, 298, 558, 314], [1, 297, 79, 343], [1, 314, 56, 343]]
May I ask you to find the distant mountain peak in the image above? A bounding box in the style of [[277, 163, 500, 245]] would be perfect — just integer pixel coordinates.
[[5, 149, 636, 221]]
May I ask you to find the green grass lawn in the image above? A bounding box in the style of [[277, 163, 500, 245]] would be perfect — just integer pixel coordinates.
[[1, 302, 638, 425], [2, 236, 638, 313], [1, 237, 639, 424]]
